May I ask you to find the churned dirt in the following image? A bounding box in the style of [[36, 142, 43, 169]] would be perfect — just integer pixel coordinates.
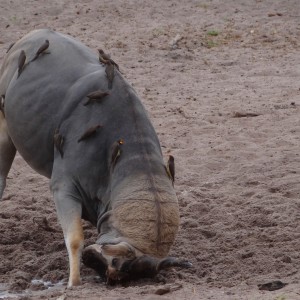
[[1, 0, 300, 299]]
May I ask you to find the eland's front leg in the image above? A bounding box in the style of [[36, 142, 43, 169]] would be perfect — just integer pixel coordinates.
[[51, 183, 84, 287], [0, 114, 16, 199]]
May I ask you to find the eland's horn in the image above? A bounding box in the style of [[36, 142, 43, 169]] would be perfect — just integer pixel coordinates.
[[157, 257, 193, 271], [120, 255, 158, 278], [120, 255, 192, 279]]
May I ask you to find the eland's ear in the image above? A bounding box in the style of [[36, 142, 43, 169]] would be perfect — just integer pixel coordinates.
[[157, 257, 192, 271], [82, 244, 108, 278], [102, 241, 136, 259]]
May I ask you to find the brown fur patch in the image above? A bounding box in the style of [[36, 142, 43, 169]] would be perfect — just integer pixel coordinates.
[[112, 195, 179, 258], [102, 242, 136, 259], [65, 216, 84, 286]]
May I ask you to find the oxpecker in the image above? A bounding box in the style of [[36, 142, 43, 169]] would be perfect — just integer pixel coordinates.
[[31, 39, 50, 61], [98, 49, 119, 70], [84, 90, 110, 106], [17, 50, 26, 78], [78, 125, 102, 143], [111, 139, 124, 169], [166, 155, 175, 186], [53, 128, 64, 158], [105, 60, 115, 90]]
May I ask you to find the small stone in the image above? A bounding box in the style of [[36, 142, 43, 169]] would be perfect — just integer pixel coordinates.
[[154, 286, 171, 295], [282, 256, 292, 263]]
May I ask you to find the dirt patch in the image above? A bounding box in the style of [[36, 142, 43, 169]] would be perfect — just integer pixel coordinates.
[[0, 0, 300, 299]]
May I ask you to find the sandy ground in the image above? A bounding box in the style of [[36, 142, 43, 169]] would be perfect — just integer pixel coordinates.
[[0, 0, 300, 299]]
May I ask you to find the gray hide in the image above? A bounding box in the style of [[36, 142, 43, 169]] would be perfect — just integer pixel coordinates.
[[0, 29, 182, 286]]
